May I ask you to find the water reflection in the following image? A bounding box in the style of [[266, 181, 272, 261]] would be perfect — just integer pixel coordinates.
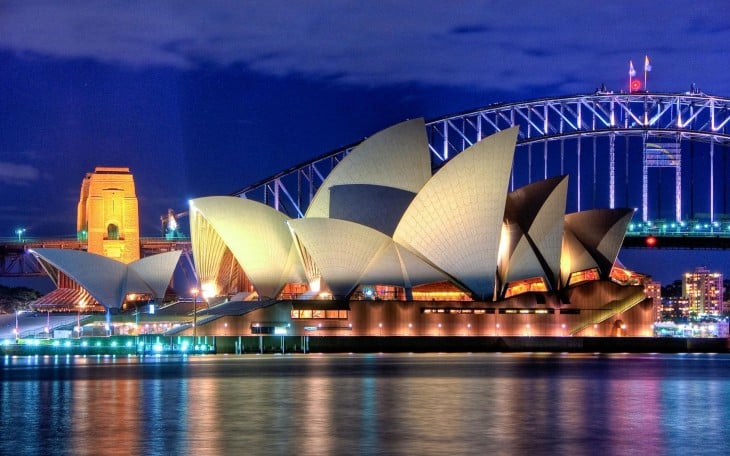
[[2, 353, 729, 455]]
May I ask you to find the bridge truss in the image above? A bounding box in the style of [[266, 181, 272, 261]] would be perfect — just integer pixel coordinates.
[[234, 91, 730, 231]]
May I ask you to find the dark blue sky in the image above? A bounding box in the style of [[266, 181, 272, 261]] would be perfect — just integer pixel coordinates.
[[2, 1, 730, 285]]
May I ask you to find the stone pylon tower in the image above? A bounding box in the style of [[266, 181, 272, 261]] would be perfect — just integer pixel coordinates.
[[77, 167, 140, 264]]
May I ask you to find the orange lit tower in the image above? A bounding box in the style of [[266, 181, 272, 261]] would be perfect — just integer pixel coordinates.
[[77, 167, 140, 263]]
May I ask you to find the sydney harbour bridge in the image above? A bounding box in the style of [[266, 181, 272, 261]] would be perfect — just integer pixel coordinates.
[[3, 89, 730, 277], [238, 89, 730, 233]]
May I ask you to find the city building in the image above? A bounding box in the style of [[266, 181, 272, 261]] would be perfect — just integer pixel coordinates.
[[660, 295, 690, 320], [683, 267, 724, 316], [644, 280, 662, 320]]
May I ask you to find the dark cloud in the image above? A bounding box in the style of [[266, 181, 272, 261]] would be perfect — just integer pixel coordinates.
[[0, 2, 728, 94], [0, 162, 40, 186], [449, 25, 490, 35]]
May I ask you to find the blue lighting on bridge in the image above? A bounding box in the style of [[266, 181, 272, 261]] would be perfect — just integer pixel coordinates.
[[626, 219, 730, 237]]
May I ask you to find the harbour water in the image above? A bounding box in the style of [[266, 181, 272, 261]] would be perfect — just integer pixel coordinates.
[[2, 353, 729, 455]]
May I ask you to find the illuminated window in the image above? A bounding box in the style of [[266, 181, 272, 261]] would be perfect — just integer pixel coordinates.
[[300, 310, 312, 319], [338, 310, 348, 319], [325, 310, 339, 319], [312, 310, 324, 319], [291, 310, 300, 319], [107, 223, 120, 240]]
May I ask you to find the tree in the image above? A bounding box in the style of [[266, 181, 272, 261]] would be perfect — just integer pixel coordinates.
[[0, 286, 42, 314]]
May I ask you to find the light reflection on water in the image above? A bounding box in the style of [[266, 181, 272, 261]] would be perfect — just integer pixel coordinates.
[[2, 353, 730, 455]]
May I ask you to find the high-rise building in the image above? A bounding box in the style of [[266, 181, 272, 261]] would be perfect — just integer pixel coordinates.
[[644, 280, 662, 320], [682, 267, 724, 316], [77, 167, 140, 264]]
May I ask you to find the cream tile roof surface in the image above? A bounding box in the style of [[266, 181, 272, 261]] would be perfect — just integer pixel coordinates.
[[190, 196, 305, 298], [562, 208, 634, 282], [30, 248, 179, 309], [306, 118, 431, 218], [501, 176, 568, 290], [128, 251, 182, 300], [393, 127, 519, 300], [288, 218, 392, 297]]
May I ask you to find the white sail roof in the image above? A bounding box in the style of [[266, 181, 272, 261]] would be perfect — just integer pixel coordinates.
[[30, 248, 179, 309], [306, 118, 431, 218], [190, 196, 305, 298], [501, 176, 568, 292], [393, 127, 519, 300]]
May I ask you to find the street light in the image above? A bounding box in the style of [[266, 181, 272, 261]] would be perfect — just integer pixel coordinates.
[[77, 300, 85, 338], [14, 309, 20, 341], [15, 228, 25, 242], [191, 287, 199, 345]]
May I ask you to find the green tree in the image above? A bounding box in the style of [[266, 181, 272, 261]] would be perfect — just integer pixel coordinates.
[[0, 286, 42, 314]]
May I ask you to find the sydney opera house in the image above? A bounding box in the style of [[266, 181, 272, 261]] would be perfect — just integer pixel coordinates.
[[185, 119, 653, 337], [28, 119, 654, 337]]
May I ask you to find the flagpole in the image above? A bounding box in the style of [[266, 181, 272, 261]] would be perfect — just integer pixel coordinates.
[[629, 60, 636, 93], [628, 60, 631, 93]]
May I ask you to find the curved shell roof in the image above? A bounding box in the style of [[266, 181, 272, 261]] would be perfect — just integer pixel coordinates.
[[501, 176, 568, 291], [288, 218, 447, 298], [393, 127, 519, 300], [305, 118, 432, 218], [329, 184, 416, 236], [562, 208, 634, 283], [128, 250, 182, 300], [30, 248, 179, 309], [190, 196, 305, 298], [288, 218, 392, 297]]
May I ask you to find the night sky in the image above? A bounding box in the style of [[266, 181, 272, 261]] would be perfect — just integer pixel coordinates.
[[2, 1, 730, 286]]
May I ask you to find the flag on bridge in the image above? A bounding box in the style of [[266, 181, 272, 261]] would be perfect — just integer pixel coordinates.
[[644, 56, 652, 92], [629, 60, 636, 77]]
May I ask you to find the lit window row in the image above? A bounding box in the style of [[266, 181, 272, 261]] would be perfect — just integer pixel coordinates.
[[291, 309, 349, 319], [500, 308, 555, 314], [422, 307, 495, 314], [421, 307, 579, 315]]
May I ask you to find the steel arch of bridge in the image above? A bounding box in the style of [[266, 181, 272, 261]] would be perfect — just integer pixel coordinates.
[[233, 91, 730, 225]]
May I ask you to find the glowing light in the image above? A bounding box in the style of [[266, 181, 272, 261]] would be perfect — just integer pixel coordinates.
[[631, 79, 641, 92], [201, 282, 217, 299], [309, 277, 321, 294]]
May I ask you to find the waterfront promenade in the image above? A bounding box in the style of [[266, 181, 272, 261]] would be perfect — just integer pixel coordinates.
[[2, 334, 728, 356]]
